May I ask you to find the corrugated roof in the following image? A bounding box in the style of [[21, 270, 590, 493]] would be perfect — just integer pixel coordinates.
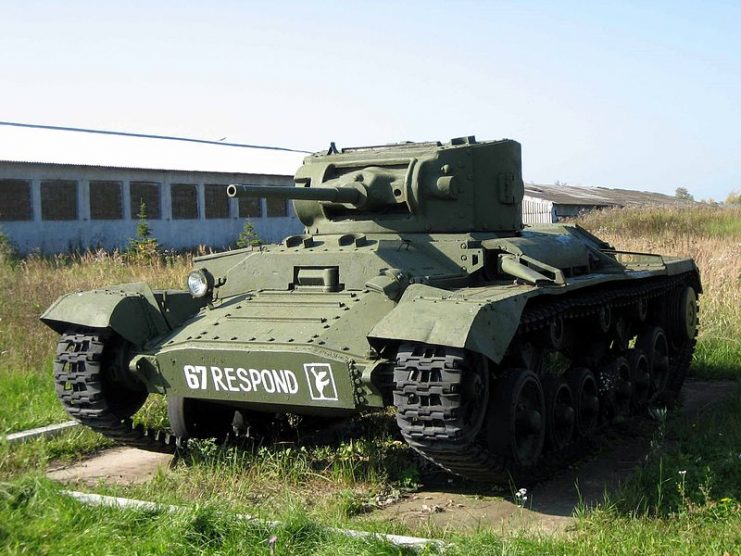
[[525, 183, 683, 206], [0, 125, 308, 176]]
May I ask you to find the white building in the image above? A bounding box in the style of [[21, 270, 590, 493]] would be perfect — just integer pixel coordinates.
[[523, 183, 684, 224], [0, 125, 307, 253]]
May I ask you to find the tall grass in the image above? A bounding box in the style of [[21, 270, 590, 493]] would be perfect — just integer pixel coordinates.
[[0, 251, 192, 432]]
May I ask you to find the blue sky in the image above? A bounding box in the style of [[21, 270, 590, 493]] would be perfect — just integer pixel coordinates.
[[1, 1, 739, 199]]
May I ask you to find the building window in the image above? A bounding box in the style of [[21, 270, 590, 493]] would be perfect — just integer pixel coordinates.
[[41, 180, 77, 221], [89, 181, 123, 220], [130, 182, 161, 219], [266, 197, 288, 217], [171, 184, 198, 219], [238, 196, 262, 218], [204, 184, 229, 219], [0, 179, 32, 221]]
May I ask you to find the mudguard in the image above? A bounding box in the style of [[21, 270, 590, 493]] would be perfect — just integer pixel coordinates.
[[40, 282, 170, 348], [368, 284, 527, 364]]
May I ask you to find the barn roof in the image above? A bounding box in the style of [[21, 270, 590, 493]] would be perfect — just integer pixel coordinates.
[[524, 183, 682, 206], [0, 123, 308, 176]]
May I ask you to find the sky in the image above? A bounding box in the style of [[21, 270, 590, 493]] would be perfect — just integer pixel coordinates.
[[0, 0, 739, 200]]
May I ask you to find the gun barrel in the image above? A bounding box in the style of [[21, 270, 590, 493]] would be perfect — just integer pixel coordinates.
[[227, 184, 361, 204]]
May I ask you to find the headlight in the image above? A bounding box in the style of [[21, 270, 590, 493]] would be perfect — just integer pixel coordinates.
[[187, 269, 213, 298]]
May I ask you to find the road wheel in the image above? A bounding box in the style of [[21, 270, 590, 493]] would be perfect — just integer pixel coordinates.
[[542, 375, 575, 451], [627, 349, 651, 410], [488, 370, 545, 468], [597, 356, 632, 419], [637, 326, 670, 398], [167, 396, 236, 440], [566, 367, 599, 437]]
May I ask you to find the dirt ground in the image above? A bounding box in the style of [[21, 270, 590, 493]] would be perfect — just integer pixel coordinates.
[[47, 447, 173, 486], [46, 379, 737, 534]]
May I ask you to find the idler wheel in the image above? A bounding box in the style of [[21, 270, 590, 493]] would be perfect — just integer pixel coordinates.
[[488, 370, 545, 468], [167, 396, 237, 440], [597, 356, 633, 419], [566, 367, 599, 437], [637, 326, 670, 397], [627, 349, 651, 410], [542, 376, 575, 451], [668, 286, 699, 346]]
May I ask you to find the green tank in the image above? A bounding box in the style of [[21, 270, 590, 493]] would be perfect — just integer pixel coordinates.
[[41, 136, 700, 481]]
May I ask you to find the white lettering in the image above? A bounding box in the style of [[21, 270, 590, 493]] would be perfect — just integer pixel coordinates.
[[249, 368, 262, 391], [183, 364, 301, 396], [211, 366, 228, 391], [285, 370, 298, 394], [183, 365, 199, 389], [224, 367, 238, 392], [236, 368, 252, 391], [261, 369, 275, 393], [195, 365, 208, 390], [272, 370, 288, 393]]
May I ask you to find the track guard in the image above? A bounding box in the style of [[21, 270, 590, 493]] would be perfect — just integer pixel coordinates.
[[368, 284, 526, 364], [40, 282, 170, 347]]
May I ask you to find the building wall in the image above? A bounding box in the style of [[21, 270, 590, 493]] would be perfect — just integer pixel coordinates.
[[552, 204, 610, 221], [0, 162, 304, 253], [522, 195, 555, 224]]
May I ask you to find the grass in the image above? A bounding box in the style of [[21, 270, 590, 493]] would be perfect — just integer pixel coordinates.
[[0, 428, 111, 480], [0, 250, 192, 434], [0, 477, 414, 556], [0, 385, 738, 554]]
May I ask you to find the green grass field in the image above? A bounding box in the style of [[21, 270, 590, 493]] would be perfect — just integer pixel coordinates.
[[0, 205, 739, 554]]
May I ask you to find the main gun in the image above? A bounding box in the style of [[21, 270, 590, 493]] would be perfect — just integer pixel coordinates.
[[226, 184, 363, 205]]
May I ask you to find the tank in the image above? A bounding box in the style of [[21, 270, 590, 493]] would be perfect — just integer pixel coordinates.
[[41, 136, 701, 482]]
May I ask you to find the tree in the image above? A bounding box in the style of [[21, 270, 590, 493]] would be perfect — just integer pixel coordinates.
[[725, 190, 741, 206], [236, 220, 263, 249], [675, 187, 694, 201], [127, 201, 159, 261]]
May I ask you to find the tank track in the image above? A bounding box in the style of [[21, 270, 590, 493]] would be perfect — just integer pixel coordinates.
[[394, 346, 507, 482], [394, 271, 699, 482], [54, 332, 180, 453]]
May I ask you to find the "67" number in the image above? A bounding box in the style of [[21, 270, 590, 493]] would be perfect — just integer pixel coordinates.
[[183, 365, 208, 390]]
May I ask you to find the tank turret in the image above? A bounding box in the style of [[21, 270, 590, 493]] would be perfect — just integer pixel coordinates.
[[228, 136, 525, 235]]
